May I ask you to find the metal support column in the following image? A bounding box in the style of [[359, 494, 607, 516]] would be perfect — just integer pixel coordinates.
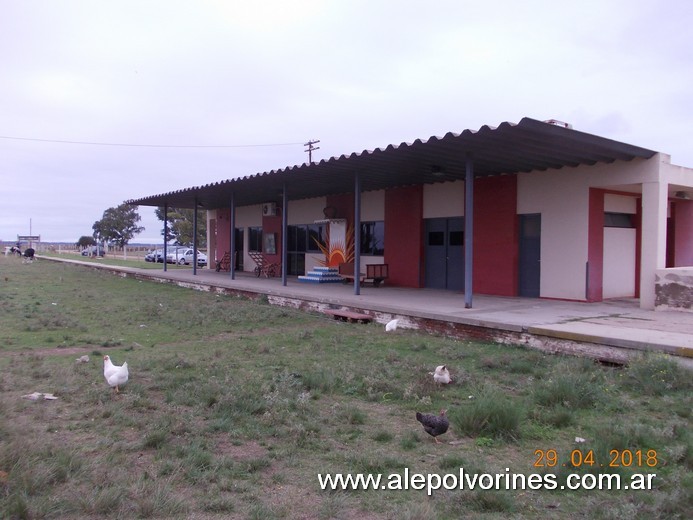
[[464, 154, 474, 308], [163, 203, 168, 273], [193, 196, 198, 276], [229, 192, 236, 280], [281, 183, 288, 286], [354, 171, 362, 295]]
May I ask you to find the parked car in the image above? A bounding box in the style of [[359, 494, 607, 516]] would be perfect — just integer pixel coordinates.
[[167, 248, 207, 266], [81, 246, 105, 257], [144, 248, 165, 263], [164, 246, 189, 264]]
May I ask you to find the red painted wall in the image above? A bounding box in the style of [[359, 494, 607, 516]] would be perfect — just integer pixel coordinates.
[[473, 176, 518, 296], [587, 188, 604, 302], [635, 199, 641, 298], [262, 215, 283, 271], [325, 194, 355, 224], [673, 200, 693, 266], [215, 208, 231, 261], [384, 186, 424, 287]]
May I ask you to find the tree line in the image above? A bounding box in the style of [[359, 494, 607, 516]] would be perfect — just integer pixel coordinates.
[[76, 204, 207, 249]]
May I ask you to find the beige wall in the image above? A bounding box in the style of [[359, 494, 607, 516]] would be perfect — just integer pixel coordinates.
[[423, 181, 465, 218], [287, 197, 326, 225], [603, 228, 636, 298], [603, 194, 637, 299], [517, 157, 660, 301], [361, 190, 385, 221]]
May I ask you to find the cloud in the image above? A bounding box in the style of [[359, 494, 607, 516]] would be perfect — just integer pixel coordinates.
[[1, 0, 692, 242]]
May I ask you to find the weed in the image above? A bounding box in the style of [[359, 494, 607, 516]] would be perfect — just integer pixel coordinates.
[[392, 500, 437, 520], [400, 431, 420, 450], [533, 360, 605, 409], [450, 384, 524, 440], [438, 454, 467, 470], [319, 491, 350, 519], [246, 502, 286, 519], [468, 490, 516, 513], [534, 405, 575, 428], [623, 353, 692, 396], [134, 480, 189, 518], [474, 437, 495, 447], [337, 405, 367, 425], [142, 429, 168, 449], [372, 430, 394, 443]]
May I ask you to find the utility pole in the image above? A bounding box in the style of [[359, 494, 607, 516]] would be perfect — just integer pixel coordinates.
[[304, 139, 320, 164]]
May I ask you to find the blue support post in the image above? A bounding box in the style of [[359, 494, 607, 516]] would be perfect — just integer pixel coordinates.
[[193, 195, 198, 276], [163, 203, 168, 273], [230, 192, 236, 280], [282, 183, 288, 286], [354, 171, 362, 295], [464, 154, 474, 308]]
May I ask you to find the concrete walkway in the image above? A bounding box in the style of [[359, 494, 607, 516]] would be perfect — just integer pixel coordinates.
[[46, 256, 693, 366]]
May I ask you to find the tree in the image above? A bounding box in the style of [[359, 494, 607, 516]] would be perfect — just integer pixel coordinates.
[[93, 204, 144, 247], [155, 206, 207, 247], [76, 236, 96, 248]]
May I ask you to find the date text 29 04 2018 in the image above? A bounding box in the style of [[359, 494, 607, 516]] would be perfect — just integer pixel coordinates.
[[534, 449, 658, 469]]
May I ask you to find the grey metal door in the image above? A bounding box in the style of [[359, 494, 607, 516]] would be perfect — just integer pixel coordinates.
[[425, 218, 464, 291], [519, 214, 541, 297]]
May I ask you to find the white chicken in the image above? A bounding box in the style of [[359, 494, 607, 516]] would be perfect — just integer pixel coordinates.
[[103, 355, 129, 394], [385, 319, 399, 332], [432, 365, 452, 385]]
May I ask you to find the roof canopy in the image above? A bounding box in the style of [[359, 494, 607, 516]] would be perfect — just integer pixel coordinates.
[[126, 117, 656, 210]]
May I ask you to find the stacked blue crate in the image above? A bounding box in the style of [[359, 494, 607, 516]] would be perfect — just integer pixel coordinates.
[[298, 266, 344, 283]]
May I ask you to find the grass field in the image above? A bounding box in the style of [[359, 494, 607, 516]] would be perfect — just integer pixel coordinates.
[[0, 256, 690, 519], [39, 250, 192, 271]]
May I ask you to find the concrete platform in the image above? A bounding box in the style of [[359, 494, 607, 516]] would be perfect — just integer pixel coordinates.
[[44, 256, 693, 367]]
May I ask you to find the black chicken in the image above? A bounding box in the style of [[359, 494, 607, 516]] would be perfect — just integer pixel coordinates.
[[416, 409, 449, 444]]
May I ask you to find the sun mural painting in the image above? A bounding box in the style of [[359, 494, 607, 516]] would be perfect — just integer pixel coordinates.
[[315, 219, 355, 267]]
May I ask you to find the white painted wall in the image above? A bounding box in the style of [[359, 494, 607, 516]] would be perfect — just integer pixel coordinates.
[[602, 194, 637, 299], [603, 228, 636, 298], [517, 157, 660, 301], [518, 168, 590, 300]]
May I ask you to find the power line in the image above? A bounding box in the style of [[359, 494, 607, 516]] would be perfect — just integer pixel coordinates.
[[0, 135, 304, 149]]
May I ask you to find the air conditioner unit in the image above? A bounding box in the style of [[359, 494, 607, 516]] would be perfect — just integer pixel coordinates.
[[262, 202, 277, 216]]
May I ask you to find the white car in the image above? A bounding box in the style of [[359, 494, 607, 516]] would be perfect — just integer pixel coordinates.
[[167, 248, 207, 266], [164, 246, 190, 264]]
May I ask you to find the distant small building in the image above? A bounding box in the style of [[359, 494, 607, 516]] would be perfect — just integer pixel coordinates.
[[128, 117, 693, 310]]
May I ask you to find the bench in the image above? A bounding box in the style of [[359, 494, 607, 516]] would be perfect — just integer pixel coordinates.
[[366, 263, 389, 287], [338, 263, 389, 287], [338, 262, 365, 284], [215, 251, 231, 272], [215, 251, 238, 272]]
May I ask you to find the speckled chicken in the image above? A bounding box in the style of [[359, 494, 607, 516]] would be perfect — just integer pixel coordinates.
[[416, 409, 449, 444]]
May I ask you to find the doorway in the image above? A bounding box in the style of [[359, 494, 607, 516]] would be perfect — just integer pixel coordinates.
[[518, 214, 541, 297], [424, 217, 464, 291]]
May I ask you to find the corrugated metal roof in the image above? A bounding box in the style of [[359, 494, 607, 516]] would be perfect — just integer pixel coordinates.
[[126, 117, 656, 209]]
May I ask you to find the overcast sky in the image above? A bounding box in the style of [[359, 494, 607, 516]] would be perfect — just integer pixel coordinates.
[[2, 0, 691, 243]]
